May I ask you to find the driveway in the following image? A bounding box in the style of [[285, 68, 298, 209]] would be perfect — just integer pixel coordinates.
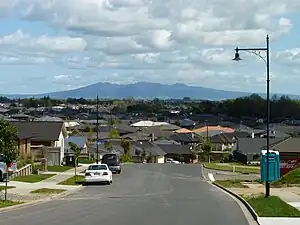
[[0, 164, 253, 225]]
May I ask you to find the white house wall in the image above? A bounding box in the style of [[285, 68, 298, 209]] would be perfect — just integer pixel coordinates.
[[54, 131, 65, 164]]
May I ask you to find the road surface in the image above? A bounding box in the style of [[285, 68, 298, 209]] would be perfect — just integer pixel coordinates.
[[0, 164, 253, 225]]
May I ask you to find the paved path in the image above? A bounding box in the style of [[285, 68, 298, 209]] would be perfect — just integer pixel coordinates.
[[0, 167, 85, 200], [0, 164, 254, 225]]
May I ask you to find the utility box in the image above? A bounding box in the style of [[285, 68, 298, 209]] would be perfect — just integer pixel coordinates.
[[260, 150, 280, 182]]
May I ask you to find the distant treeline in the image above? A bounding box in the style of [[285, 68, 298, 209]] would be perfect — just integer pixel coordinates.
[[1, 94, 300, 119]]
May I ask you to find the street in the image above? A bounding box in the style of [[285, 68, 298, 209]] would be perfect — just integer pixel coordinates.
[[0, 164, 251, 225]]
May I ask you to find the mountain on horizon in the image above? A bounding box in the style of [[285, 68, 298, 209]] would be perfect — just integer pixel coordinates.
[[3, 82, 299, 100]]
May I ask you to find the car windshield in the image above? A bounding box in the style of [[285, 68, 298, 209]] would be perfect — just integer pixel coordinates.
[[103, 154, 117, 160], [87, 165, 107, 170]]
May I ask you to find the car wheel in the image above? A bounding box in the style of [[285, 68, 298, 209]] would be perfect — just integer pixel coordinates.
[[0, 171, 3, 182]]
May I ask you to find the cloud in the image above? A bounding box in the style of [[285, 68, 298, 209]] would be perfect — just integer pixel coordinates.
[[0, 0, 299, 94]]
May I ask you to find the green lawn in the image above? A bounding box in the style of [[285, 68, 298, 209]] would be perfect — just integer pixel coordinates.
[[0, 200, 22, 208], [245, 195, 300, 217], [35, 165, 74, 172], [204, 163, 260, 174], [272, 166, 300, 187], [57, 175, 84, 185], [30, 188, 66, 194], [214, 180, 249, 188], [12, 174, 56, 183], [0, 186, 15, 191]]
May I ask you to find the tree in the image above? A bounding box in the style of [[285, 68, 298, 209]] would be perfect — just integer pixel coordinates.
[[120, 140, 132, 162], [105, 128, 119, 152], [202, 139, 213, 163], [68, 142, 82, 182], [0, 120, 19, 201]]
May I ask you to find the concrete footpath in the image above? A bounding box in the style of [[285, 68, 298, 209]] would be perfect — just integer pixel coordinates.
[[0, 166, 86, 201], [208, 173, 300, 225]]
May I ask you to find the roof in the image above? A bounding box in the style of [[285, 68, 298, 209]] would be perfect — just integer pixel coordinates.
[[158, 144, 193, 155], [132, 141, 166, 156], [192, 126, 235, 133], [174, 128, 193, 133], [11, 121, 66, 141], [236, 138, 286, 154], [272, 137, 300, 153], [130, 120, 169, 127], [170, 133, 200, 143]]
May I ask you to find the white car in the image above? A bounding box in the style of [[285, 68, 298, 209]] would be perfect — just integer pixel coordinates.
[[84, 164, 113, 185], [166, 158, 181, 164]]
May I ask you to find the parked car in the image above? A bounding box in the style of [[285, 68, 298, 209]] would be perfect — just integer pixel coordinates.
[[84, 164, 112, 185], [101, 153, 122, 174], [0, 154, 16, 182], [166, 158, 181, 164]]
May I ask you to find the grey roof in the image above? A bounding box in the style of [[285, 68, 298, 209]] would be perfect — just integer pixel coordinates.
[[170, 133, 200, 143], [35, 116, 63, 122], [11, 121, 65, 141], [153, 140, 181, 145], [158, 144, 193, 155], [235, 138, 286, 154], [272, 137, 300, 153]]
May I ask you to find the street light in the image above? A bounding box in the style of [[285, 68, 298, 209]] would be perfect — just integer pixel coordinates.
[[233, 35, 270, 198]]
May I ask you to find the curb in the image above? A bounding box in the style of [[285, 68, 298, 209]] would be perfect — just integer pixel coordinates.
[[0, 185, 85, 213], [212, 182, 259, 224]]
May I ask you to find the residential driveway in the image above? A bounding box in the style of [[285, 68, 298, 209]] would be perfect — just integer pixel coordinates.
[[0, 164, 253, 225]]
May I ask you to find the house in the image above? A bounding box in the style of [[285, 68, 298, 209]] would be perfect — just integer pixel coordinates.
[[158, 144, 194, 163], [132, 141, 166, 163], [64, 136, 88, 154], [11, 121, 68, 164], [232, 137, 286, 164]]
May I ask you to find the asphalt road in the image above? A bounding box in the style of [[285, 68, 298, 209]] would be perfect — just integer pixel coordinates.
[[0, 164, 253, 225]]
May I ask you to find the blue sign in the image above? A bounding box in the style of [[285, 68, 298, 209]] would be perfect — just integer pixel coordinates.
[[97, 140, 108, 144]]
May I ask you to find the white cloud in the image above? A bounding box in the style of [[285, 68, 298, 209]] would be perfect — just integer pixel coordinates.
[[0, 0, 299, 94]]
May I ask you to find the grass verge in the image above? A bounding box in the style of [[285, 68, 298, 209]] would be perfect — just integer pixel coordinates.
[[204, 163, 260, 174], [0, 200, 22, 208], [30, 188, 66, 194], [57, 175, 84, 185], [244, 194, 300, 217], [35, 165, 74, 172], [214, 180, 249, 188], [272, 166, 300, 187], [12, 174, 56, 183], [0, 186, 15, 191]]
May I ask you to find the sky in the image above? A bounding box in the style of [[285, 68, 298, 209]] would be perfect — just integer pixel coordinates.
[[0, 0, 300, 95]]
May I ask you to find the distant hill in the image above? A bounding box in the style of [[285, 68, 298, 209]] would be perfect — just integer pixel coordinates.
[[3, 82, 300, 100]]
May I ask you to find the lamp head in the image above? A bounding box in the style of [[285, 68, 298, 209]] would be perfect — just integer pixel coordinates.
[[232, 47, 242, 61]]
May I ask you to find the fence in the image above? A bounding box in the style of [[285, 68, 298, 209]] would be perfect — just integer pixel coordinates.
[[31, 147, 61, 166], [13, 164, 32, 178]]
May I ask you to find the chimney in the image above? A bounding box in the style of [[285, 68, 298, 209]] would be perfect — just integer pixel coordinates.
[[251, 132, 254, 138], [151, 133, 155, 142]]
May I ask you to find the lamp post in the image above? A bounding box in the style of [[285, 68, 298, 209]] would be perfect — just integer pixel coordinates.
[[233, 35, 270, 198], [96, 95, 99, 164]]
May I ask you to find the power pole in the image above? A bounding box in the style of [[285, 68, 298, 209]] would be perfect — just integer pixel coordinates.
[[96, 95, 99, 164]]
